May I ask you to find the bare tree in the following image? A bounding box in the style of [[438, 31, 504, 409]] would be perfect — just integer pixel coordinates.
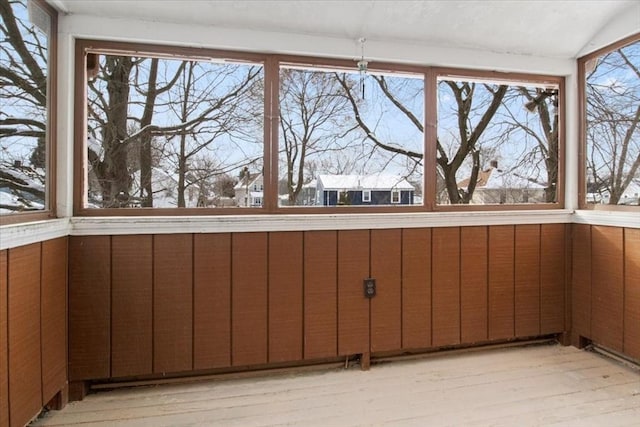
[[279, 69, 357, 204], [0, 0, 49, 211], [166, 61, 262, 207], [337, 74, 506, 204], [495, 87, 559, 203], [87, 55, 262, 208], [586, 44, 640, 205]]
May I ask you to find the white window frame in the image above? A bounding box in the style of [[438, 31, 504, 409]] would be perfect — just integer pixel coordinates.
[[362, 190, 371, 203], [391, 189, 401, 204]]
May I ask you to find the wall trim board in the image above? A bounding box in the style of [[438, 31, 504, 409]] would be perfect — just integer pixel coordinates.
[[69, 211, 573, 236], [3, 208, 639, 251], [0, 219, 70, 251], [573, 211, 640, 229]]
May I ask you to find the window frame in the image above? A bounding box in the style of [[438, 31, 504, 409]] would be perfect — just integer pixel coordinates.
[[272, 55, 429, 214], [432, 68, 565, 212], [578, 32, 640, 211], [73, 39, 270, 216], [0, 0, 58, 226], [362, 190, 371, 203], [390, 189, 401, 204], [73, 40, 566, 216]]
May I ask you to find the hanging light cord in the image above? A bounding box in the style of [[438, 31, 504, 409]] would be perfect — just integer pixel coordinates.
[[357, 37, 368, 99]]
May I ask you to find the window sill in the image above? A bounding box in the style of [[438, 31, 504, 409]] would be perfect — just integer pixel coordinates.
[[3, 210, 634, 249], [573, 210, 640, 229], [70, 210, 573, 236], [0, 218, 70, 250]]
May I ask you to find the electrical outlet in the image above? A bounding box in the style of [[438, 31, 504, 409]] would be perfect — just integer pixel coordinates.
[[364, 278, 376, 298]]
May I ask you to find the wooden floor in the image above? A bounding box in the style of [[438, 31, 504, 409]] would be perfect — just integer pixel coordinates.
[[33, 344, 640, 426]]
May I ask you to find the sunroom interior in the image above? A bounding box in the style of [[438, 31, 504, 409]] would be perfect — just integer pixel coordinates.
[[1, 0, 639, 426]]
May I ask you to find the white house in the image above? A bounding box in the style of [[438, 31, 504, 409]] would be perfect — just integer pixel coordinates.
[[234, 173, 263, 207], [458, 162, 547, 204]]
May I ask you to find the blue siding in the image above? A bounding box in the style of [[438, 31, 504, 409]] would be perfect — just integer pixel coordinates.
[[323, 190, 414, 206]]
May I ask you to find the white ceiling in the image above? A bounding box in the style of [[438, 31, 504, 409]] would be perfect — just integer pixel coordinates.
[[50, 0, 636, 59]]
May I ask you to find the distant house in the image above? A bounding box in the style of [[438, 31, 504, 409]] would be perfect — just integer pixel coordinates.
[[620, 179, 640, 205], [457, 161, 546, 204], [316, 174, 414, 206], [279, 179, 317, 206], [234, 172, 263, 207], [588, 179, 640, 205]]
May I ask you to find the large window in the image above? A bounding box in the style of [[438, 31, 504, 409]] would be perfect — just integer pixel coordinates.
[[77, 41, 264, 213], [75, 40, 564, 215], [580, 34, 639, 209], [0, 0, 56, 223], [278, 63, 424, 209], [436, 72, 562, 207]]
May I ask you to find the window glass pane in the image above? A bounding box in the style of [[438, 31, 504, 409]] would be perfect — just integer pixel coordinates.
[[436, 77, 559, 205], [585, 40, 640, 207], [278, 65, 424, 208], [0, 0, 51, 215], [85, 53, 264, 209]]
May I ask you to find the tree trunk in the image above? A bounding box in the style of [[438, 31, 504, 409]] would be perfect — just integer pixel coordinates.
[[93, 56, 134, 207], [139, 58, 160, 207]]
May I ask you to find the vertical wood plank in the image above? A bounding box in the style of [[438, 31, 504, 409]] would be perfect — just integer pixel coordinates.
[[460, 226, 488, 344], [402, 228, 431, 349], [370, 229, 401, 352], [68, 236, 111, 380], [591, 226, 624, 352], [432, 227, 460, 347], [268, 232, 303, 363], [41, 238, 68, 403], [8, 244, 42, 427], [194, 233, 231, 370], [337, 230, 370, 356], [541, 224, 566, 334], [232, 232, 268, 366], [514, 225, 540, 337], [624, 228, 640, 360], [488, 225, 515, 340], [0, 250, 8, 427], [153, 234, 193, 374], [303, 231, 337, 360], [572, 224, 592, 343], [112, 235, 152, 378]]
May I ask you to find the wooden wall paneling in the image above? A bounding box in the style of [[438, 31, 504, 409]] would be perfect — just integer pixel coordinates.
[[303, 231, 337, 360], [432, 227, 461, 347], [571, 224, 592, 343], [1, 250, 8, 427], [194, 233, 231, 370], [268, 232, 303, 363], [540, 224, 566, 334], [514, 225, 540, 337], [68, 236, 111, 380], [370, 229, 402, 353], [111, 235, 152, 378], [40, 238, 68, 403], [337, 230, 370, 356], [8, 244, 42, 427], [460, 226, 488, 344], [623, 228, 640, 360], [153, 234, 193, 374], [401, 228, 431, 349], [591, 226, 624, 352], [488, 226, 515, 340], [231, 233, 268, 366]]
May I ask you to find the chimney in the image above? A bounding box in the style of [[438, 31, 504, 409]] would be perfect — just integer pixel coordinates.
[[490, 160, 498, 169]]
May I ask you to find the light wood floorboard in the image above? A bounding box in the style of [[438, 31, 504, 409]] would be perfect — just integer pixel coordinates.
[[33, 344, 640, 426]]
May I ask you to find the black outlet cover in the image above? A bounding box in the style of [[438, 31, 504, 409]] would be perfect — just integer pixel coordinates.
[[364, 278, 376, 298]]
